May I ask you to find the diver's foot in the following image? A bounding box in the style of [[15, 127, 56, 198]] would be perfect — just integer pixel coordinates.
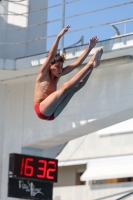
[[90, 48, 103, 68]]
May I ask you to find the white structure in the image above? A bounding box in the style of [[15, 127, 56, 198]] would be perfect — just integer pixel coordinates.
[[0, 0, 47, 59], [0, 33, 133, 200], [0, 1, 133, 200]]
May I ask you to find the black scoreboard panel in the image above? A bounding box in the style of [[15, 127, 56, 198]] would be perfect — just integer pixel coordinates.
[[8, 153, 58, 200], [9, 153, 58, 183], [8, 178, 53, 200]]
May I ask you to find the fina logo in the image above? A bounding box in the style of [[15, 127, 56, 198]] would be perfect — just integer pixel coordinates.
[[19, 180, 44, 197]]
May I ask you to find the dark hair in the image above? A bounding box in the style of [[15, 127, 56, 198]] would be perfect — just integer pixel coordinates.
[[50, 53, 65, 65]]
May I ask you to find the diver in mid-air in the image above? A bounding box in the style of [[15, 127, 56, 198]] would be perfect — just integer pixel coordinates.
[[33, 25, 103, 120]]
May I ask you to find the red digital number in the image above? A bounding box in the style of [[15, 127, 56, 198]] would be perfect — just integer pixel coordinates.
[[24, 158, 34, 177], [47, 161, 56, 180], [19, 156, 57, 181], [20, 157, 34, 177], [20, 158, 25, 175], [37, 159, 47, 178]]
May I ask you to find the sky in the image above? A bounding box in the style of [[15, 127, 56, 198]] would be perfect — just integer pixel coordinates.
[[46, 0, 133, 50]]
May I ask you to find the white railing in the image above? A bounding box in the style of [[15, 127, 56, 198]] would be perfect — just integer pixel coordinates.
[[111, 19, 133, 36]]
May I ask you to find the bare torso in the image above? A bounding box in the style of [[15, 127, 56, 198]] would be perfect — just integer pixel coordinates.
[[33, 71, 59, 106]]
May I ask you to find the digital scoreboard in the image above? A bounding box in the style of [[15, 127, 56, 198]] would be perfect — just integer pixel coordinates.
[[8, 153, 58, 199], [9, 153, 58, 183]]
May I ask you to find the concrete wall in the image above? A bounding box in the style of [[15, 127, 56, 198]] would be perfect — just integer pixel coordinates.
[[0, 83, 24, 200], [53, 185, 88, 200], [53, 182, 133, 200], [0, 1, 7, 59], [0, 0, 47, 59], [57, 122, 133, 161], [0, 60, 133, 199], [0, 84, 5, 200], [0, 35, 133, 199], [22, 61, 133, 149]]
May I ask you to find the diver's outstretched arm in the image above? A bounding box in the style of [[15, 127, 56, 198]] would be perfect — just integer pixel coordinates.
[[62, 36, 98, 76], [39, 25, 71, 74]]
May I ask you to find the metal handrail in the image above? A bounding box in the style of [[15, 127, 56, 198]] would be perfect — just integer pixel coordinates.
[[111, 19, 133, 35]]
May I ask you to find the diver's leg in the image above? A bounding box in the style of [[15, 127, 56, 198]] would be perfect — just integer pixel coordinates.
[[54, 70, 93, 118], [40, 48, 103, 116]]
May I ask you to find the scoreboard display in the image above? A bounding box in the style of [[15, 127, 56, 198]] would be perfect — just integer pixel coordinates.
[[9, 153, 58, 183], [8, 153, 58, 199]]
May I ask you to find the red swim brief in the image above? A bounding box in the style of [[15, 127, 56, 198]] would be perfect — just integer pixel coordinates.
[[34, 103, 55, 121]]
